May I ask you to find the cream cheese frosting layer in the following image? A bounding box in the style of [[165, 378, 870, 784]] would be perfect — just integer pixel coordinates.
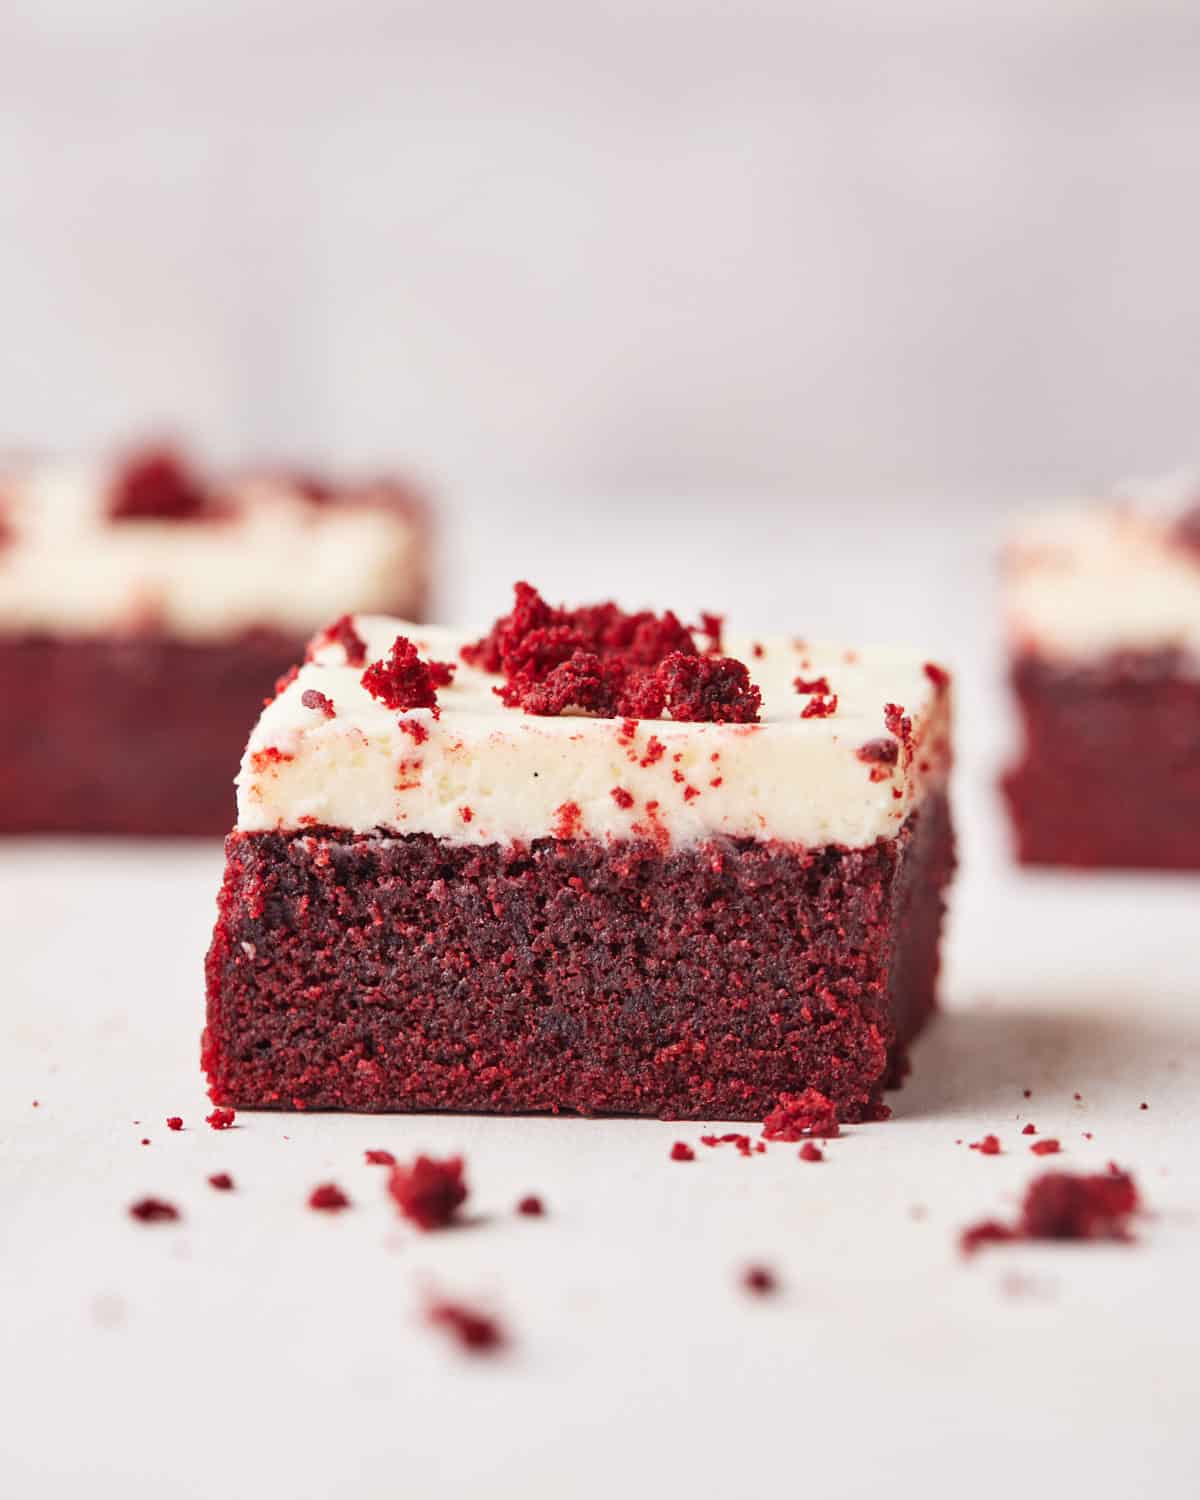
[[236, 616, 952, 850], [0, 462, 425, 639], [1005, 503, 1200, 667]]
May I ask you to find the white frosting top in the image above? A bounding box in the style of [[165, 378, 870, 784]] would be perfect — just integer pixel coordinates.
[[236, 616, 952, 851], [0, 461, 425, 639], [1005, 501, 1200, 666]]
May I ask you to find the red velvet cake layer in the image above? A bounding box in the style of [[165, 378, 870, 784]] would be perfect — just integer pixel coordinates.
[[0, 633, 307, 836], [1003, 653, 1200, 870], [203, 790, 953, 1120]]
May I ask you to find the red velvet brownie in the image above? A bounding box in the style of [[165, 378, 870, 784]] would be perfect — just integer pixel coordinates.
[[0, 444, 430, 835], [204, 588, 954, 1119], [1002, 486, 1200, 868]]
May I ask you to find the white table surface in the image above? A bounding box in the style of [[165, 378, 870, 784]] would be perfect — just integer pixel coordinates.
[[3, 498, 1199, 1498]]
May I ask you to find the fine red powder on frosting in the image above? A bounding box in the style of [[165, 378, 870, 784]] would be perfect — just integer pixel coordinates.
[[388, 1155, 468, 1230], [762, 1088, 840, 1141]]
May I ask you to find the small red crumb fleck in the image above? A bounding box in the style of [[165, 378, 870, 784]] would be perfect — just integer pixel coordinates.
[[1073, 1092, 1083, 1101], [312, 613, 367, 666], [710, 776, 723, 787], [1022, 1123, 1036, 1135], [108, 446, 208, 521], [362, 635, 442, 714], [206, 1108, 236, 1131], [300, 688, 336, 718], [683, 784, 700, 801], [924, 661, 951, 692], [208, 1172, 235, 1191], [309, 1182, 351, 1212], [610, 786, 635, 809], [751, 642, 765, 659], [1083, 1132, 1094, 1140], [140, 1138, 151, 1146], [1139, 1102, 1148, 1111], [640, 737, 666, 767], [699, 612, 725, 653], [856, 737, 900, 767], [388, 1155, 468, 1230], [794, 675, 830, 695], [129, 1197, 179, 1223], [798, 1142, 824, 1162], [762, 1088, 840, 1141], [552, 801, 583, 838], [1023, 1089, 1033, 1099], [166, 1116, 183, 1131], [398, 719, 429, 745], [970, 1135, 1002, 1155], [959, 1219, 1017, 1255], [459, 805, 474, 823], [800, 693, 838, 719], [272, 663, 300, 699], [31, 1100, 39, 1108], [1031, 1139, 1061, 1156], [248, 746, 294, 773], [883, 702, 912, 746], [427, 1299, 505, 1354], [670, 1142, 695, 1161], [364, 1149, 396, 1166], [516, 1195, 545, 1216], [742, 1265, 777, 1295]]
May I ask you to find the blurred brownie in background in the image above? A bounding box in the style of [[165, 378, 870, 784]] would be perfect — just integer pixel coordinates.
[[1002, 480, 1200, 869], [0, 442, 431, 835]]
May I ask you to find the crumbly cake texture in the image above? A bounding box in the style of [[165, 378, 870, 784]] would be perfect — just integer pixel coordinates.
[[204, 589, 954, 1120], [0, 444, 430, 836], [1003, 494, 1200, 869]]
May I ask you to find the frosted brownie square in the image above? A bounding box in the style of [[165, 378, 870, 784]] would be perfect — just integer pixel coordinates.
[[204, 586, 953, 1120]]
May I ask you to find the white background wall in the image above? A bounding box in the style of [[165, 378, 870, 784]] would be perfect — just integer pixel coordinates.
[[2, 0, 1198, 507]]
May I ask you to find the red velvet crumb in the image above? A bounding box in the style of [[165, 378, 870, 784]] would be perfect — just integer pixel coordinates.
[[1022, 1123, 1036, 1135], [301, 688, 336, 718], [208, 1172, 235, 1191], [742, 1265, 777, 1295], [800, 693, 838, 719], [959, 1219, 1017, 1255], [517, 1195, 545, 1215], [166, 1116, 183, 1131], [1030, 1139, 1061, 1156], [610, 786, 635, 810], [856, 738, 900, 766], [272, 664, 300, 700], [656, 652, 761, 723], [970, 1135, 1002, 1155], [798, 1142, 824, 1162], [309, 1182, 351, 1212], [670, 1142, 695, 1161], [961, 1165, 1141, 1254], [794, 675, 830, 695], [311, 613, 368, 667], [364, 1149, 396, 1165], [108, 446, 209, 521], [129, 1197, 180, 1223], [427, 1299, 506, 1354], [388, 1154, 468, 1230], [762, 1088, 840, 1141], [362, 635, 442, 714], [206, 1108, 235, 1131], [698, 612, 724, 653]]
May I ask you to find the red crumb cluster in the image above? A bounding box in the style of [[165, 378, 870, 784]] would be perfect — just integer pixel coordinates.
[[166, 1116, 183, 1131], [309, 1182, 351, 1212], [311, 614, 368, 667], [361, 635, 449, 715], [670, 1141, 695, 1161], [800, 693, 838, 719], [460, 582, 760, 722], [364, 1149, 396, 1166], [208, 1172, 235, 1191], [517, 1195, 545, 1216], [427, 1299, 506, 1354], [762, 1089, 840, 1141], [301, 688, 336, 719], [701, 1132, 763, 1155], [388, 1155, 468, 1230], [742, 1265, 778, 1295], [961, 1165, 1141, 1254], [108, 446, 210, 522], [129, 1197, 180, 1223], [206, 1108, 235, 1131], [794, 675, 830, 695]]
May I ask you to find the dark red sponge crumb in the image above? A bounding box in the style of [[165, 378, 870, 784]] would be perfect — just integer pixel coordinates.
[[312, 613, 368, 667], [1030, 1139, 1061, 1156], [108, 446, 209, 522], [388, 1155, 468, 1230], [762, 1088, 840, 1141], [742, 1265, 778, 1295], [970, 1134, 1002, 1155], [364, 1149, 396, 1166], [361, 635, 443, 714], [798, 1142, 824, 1162], [129, 1197, 180, 1223], [670, 1141, 695, 1161], [166, 1116, 183, 1131], [308, 1182, 351, 1212], [516, 1195, 545, 1216], [206, 1108, 235, 1131], [427, 1299, 506, 1354], [208, 1172, 235, 1191], [960, 1165, 1141, 1254], [301, 688, 336, 719]]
